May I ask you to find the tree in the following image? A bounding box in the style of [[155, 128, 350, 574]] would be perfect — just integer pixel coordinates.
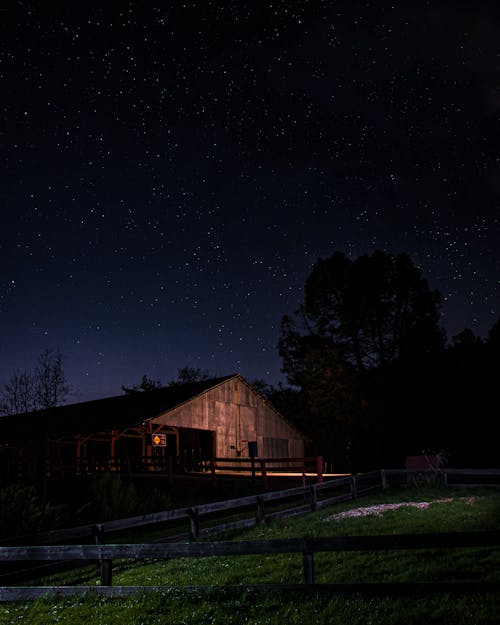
[[0, 370, 35, 415], [170, 366, 211, 385], [33, 348, 70, 410], [278, 250, 446, 470], [284, 250, 445, 374], [0, 349, 70, 415], [122, 366, 214, 394], [122, 374, 162, 394]]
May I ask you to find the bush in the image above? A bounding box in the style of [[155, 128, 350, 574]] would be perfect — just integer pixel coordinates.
[[0, 484, 55, 536], [87, 474, 172, 521], [88, 474, 141, 521]]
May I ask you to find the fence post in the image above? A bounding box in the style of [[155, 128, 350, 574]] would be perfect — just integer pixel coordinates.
[[168, 455, 174, 484], [440, 470, 448, 487], [210, 458, 217, 488], [351, 474, 358, 499], [302, 551, 314, 584], [189, 507, 199, 540], [316, 456, 324, 483], [381, 469, 388, 490], [93, 524, 112, 586], [310, 484, 318, 511], [260, 460, 268, 490], [256, 496, 265, 524]]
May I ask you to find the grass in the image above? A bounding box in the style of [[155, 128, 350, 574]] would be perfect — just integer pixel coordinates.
[[1, 485, 499, 624]]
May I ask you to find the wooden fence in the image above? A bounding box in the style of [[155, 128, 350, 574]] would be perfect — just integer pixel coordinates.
[[1, 467, 499, 599], [0, 471, 382, 585], [14, 455, 324, 487], [1, 530, 499, 600], [1, 470, 381, 549], [2, 468, 498, 550]]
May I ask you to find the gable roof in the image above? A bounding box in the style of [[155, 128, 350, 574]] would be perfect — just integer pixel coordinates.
[[0, 375, 235, 441], [153, 374, 306, 441]]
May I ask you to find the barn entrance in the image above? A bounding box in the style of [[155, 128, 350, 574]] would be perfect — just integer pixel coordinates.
[[177, 427, 215, 471]]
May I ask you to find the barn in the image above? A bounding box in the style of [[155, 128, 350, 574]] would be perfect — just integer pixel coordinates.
[[0, 374, 306, 486]]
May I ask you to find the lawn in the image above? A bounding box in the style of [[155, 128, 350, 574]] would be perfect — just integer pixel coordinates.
[[1, 485, 499, 625]]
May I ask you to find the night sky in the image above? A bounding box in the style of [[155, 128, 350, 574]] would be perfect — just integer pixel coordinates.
[[1, 2, 500, 403]]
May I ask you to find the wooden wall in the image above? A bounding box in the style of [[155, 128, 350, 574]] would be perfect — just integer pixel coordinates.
[[152, 376, 304, 459]]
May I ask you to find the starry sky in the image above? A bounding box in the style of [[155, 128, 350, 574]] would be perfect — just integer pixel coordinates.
[[1, 1, 500, 402]]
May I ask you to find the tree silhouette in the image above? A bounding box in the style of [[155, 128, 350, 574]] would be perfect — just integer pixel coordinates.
[[122, 366, 213, 394], [122, 374, 162, 394], [278, 250, 446, 470], [0, 369, 35, 415], [33, 348, 70, 410], [170, 366, 211, 385], [0, 349, 70, 415], [281, 250, 444, 375]]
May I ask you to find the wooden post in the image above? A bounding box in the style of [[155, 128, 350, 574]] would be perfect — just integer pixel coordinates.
[[93, 524, 112, 586], [442, 470, 448, 487], [256, 496, 265, 524], [302, 551, 314, 584], [260, 460, 268, 490], [310, 485, 318, 511], [251, 458, 256, 484], [210, 458, 217, 488], [316, 456, 323, 483], [168, 455, 174, 484], [110, 431, 118, 471], [189, 507, 199, 540], [351, 474, 358, 499], [381, 468, 388, 490]]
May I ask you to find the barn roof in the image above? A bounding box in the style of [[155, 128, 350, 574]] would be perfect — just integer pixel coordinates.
[[0, 375, 235, 441], [0, 375, 307, 443]]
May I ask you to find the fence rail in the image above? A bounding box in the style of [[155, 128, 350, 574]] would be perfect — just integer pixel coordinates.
[[1, 467, 499, 594], [7, 454, 325, 487], [3, 468, 499, 549], [1, 530, 499, 601], [1, 470, 380, 547]]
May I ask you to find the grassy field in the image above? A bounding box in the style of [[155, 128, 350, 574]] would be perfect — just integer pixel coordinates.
[[1, 485, 499, 625]]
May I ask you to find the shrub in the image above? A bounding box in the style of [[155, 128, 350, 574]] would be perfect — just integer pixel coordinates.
[[0, 484, 55, 536], [87, 474, 172, 521]]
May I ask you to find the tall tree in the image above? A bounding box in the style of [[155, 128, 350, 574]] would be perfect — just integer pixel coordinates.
[[0, 349, 70, 415], [0, 369, 35, 415], [33, 349, 70, 410], [285, 250, 445, 374], [278, 250, 446, 470]]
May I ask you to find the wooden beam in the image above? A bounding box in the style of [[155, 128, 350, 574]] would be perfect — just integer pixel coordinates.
[[1, 531, 499, 561], [2, 580, 500, 602]]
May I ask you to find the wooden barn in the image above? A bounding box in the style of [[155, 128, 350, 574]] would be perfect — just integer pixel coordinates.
[[0, 374, 306, 486]]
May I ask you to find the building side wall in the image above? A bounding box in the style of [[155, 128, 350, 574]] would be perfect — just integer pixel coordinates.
[[152, 378, 304, 458]]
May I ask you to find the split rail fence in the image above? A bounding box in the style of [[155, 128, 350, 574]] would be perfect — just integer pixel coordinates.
[[1, 530, 499, 601], [1, 470, 381, 550], [1, 467, 499, 600], [11, 455, 324, 487]]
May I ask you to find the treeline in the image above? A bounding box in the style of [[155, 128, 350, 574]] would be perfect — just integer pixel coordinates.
[[264, 250, 498, 472]]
